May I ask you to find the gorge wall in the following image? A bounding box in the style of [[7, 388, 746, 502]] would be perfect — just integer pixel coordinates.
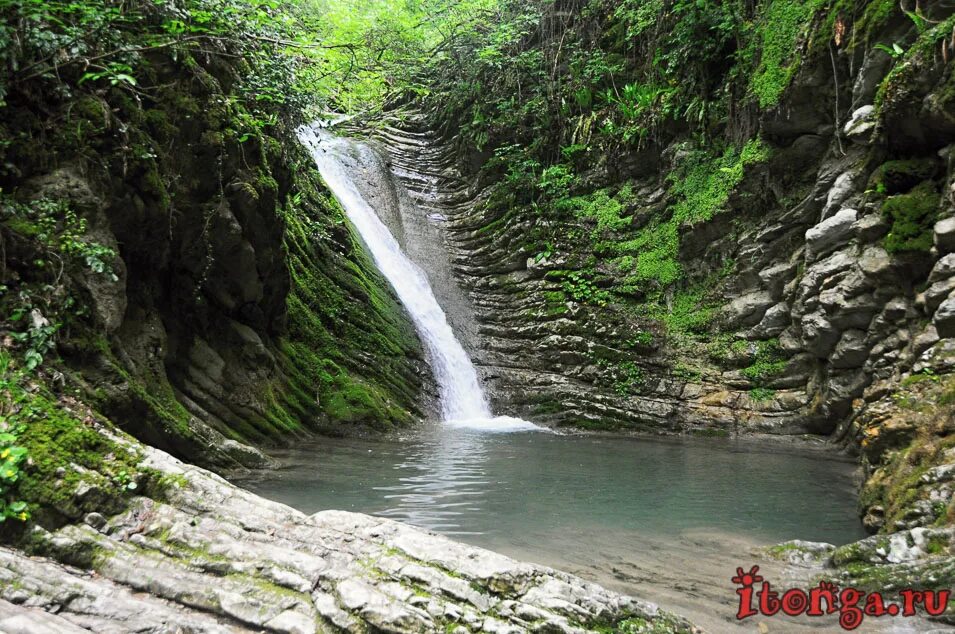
[[366, 0, 955, 550]]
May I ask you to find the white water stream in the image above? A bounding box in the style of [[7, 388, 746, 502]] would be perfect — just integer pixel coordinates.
[[299, 125, 541, 432]]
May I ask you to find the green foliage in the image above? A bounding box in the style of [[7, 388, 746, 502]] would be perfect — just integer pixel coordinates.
[[646, 286, 718, 335], [592, 138, 767, 295], [1, 196, 118, 371], [670, 139, 770, 225], [572, 185, 633, 234], [559, 270, 611, 306], [2, 198, 118, 281], [873, 42, 905, 59], [1, 0, 495, 123], [0, 354, 29, 523], [882, 182, 941, 254], [740, 339, 786, 385], [612, 0, 666, 40], [870, 159, 938, 196], [612, 361, 644, 396], [748, 0, 826, 108], [615, 220, 681, 290]]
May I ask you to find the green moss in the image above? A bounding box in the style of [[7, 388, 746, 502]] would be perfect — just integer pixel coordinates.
[[882, 181, 941, 254], [607, 139, 768, 295], [270, 169, 423, 432], [671, 139, 770, 225], [870, 159, 938, 196], [3, 371, 153, 525], [740, 339, 786, 385], [2, 216, 41, 237], [748, 0, 827, 108]]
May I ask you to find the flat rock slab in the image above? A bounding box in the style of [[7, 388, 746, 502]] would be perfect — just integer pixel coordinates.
[[1, 444, 698, 634]]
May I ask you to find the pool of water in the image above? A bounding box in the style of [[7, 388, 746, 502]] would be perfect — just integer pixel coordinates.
[[237, 426, 881, 631], [240, 426, 864, 544]]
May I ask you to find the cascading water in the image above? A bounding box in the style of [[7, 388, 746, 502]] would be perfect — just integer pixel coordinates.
[[299, 124, 542, 432]]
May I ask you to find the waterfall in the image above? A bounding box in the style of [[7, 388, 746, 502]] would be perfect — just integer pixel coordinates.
[[299, 125, 542, 432]]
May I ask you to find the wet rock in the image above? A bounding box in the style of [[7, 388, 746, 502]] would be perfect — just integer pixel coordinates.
[[758, 262, 797, 300], [923, 278, 955, 314], [805, 208, 857, 261], [843, 105, 876, 141], [858, 245, 893, 279], [863, 506, 885, 533], [934, 293, 955, 338], [219, 439, 271, 468], [852, 212, 890, 243], [929, 253, 955, 284], [825, 371, 869, 417], [764, 540, 835, 567], [935, 216, 955, 254], [82, 512, 107, 531], [822, 174, 858, 219], [798, 250, 855, 302], [747, 302, 791, 339], [827, 293, 879, 331], [831, 330, 870, 369], [801, 310, 840, 358], [722, 291, 775, 327], [912, 325, 941, 360]]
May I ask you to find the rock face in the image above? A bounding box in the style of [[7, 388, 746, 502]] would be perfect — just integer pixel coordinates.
[[0, 49, 427, 469], [1, 442, 695, 634]]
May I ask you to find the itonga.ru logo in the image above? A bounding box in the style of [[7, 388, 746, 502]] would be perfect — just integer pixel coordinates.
[[732, 565, 951, 630]]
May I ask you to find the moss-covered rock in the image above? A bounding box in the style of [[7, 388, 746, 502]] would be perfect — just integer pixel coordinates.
[[882, 181, 942, 254]]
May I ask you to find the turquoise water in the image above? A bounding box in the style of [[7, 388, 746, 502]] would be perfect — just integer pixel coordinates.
[[240, 426, 865, 547]]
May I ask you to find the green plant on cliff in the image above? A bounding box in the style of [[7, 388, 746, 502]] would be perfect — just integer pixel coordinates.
[[1, 195, 118, 371], [882, 182, 942, 254], [0, 351, 153, 527], [740, 339, 786, 384], [670, 138, 770, 225], [747, 0, 827, 108], [0, 354, 29, 523]]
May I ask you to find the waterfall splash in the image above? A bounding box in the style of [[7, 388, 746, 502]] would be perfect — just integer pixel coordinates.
[[299, 124, 543, 433]]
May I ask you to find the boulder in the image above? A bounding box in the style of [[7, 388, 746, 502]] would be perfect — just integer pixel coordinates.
[[805, 208, 858, 261], [852, 212, 890, 242], [722, 291, 775, 327], [758, 261, 797, 300], [937, 216, 955, 254], [0, 443, 697, 634], [843, 105, 876, 142], [822, 174, 858, 219], [929, 253, 955, 284], [801, 310, 840, 358], [831, 330, 870, 369], [934, 293, 955, 338], [858, 245, 893, 278], [923, 277, 955, 314], [747, 302, 791, 339]]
